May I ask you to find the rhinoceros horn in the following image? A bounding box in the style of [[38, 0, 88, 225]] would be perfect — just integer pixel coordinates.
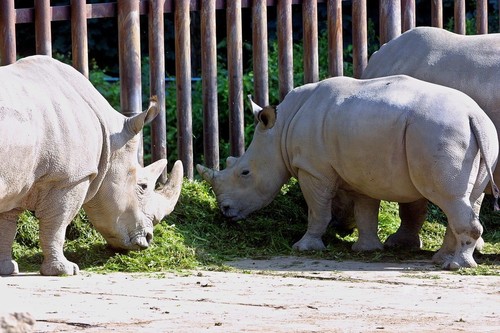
[[196, 164, 217, 185], [155, 160, 184, 222]]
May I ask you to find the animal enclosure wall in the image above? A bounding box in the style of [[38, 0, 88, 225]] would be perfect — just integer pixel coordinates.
[[0, 0, 498, 179]]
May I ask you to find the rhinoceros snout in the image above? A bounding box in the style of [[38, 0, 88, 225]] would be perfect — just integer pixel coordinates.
[[131, 231, 153, 250]]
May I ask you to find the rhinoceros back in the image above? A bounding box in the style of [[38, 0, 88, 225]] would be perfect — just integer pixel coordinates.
[[0, 56, 107, 211]]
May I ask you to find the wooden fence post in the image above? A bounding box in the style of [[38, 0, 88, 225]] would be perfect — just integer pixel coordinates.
[[401, 0, 416, 32], [227, 0, 244, 157], [0, 0, 16, 65], [380, 0, 401, 45], [118, 0, 143, 162], [476, 0, 488, 34], [278, 0, 294, 101], [175, 0, 193, 178], [35, 0, 52, 56], [327, 0, 343, 77], [252, 0, 269, 108], [149, 0, 168, 181], [454, 0, 466, 34], [201, 0, 220, 170], [303, 0, 319, 84], [352, 0, 367, 78], [431, 0, 443, 28], [71, 0, 88, 78]]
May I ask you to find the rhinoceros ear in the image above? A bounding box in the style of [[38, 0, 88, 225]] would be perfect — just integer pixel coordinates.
[[127, 96, 160, 135], [257, 106, 276, 129], [248, 95, 263, 118]]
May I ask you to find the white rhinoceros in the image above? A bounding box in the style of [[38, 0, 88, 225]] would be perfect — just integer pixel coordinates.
[[197, 75, 499, 269], [348, 27, 500, 251], [0, 56, 183, 276]]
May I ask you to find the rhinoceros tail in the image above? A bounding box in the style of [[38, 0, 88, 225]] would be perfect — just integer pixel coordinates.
[[470, 116, 500, 211]]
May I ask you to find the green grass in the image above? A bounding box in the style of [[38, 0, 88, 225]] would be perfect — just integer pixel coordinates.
[[12, 178, 500, 274]]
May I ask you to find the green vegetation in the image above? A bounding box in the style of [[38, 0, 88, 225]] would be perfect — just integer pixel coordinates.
[[13, 179, 500, 275]]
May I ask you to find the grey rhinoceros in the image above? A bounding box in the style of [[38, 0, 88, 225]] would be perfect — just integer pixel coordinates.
[[339, 27, 500, 251], [197, 75, 499, 269], [0, 56, 183, 276]]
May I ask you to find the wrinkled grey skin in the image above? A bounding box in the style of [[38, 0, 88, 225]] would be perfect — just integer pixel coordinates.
[[0, 56, 183, 276], [348, 27, 500, 253], [198, 75, 499, 269]]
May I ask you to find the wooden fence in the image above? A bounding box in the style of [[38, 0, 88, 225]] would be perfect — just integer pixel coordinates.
[[0, 0, 498, 179]]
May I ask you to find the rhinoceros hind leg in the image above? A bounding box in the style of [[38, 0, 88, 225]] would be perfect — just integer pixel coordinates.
[[435, 203, 481, 270], [351, 196, 383, 252], [384, 199, 427, 250], [0, 209, 21, 275], [292, 234, 326, 251]]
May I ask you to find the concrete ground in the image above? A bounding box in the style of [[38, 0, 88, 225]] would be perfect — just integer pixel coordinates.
[[1, 257, 499, 332]]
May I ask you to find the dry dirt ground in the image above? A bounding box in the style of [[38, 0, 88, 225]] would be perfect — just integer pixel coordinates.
[[1, 257, 499, 333]]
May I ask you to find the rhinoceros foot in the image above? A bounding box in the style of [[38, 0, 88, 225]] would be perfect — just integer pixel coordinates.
[[384, 232, 422, 251], [292, 234, 326, 251], [40, 259, 79, 276], [432, 248, 478, 270], [0, 259, 19, 275], [351, 237, 383, 252]]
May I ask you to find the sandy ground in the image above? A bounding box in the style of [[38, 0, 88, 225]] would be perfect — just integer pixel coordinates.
[[1, 257, 499, 333]]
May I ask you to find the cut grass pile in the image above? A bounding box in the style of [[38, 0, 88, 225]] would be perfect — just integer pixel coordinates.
[[13, 178, 500, 274]]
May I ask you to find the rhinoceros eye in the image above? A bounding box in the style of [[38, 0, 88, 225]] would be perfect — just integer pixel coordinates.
[[138, 183, 148, 191], [241, 170, 250, 176]]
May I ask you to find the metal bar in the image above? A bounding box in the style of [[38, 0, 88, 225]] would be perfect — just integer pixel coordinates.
[[252, 0, 269, 108], [201, 0, 220, 170], [149, 0, 168, 180], [277, 0, 294, 101], [401, 0, 415, 32], [71, 0, 89, 78], [227, 0, 245, 157], [35, 0, 52, 56], [175, 0, 194, 179], [0, 0, 16, 65], [379, 0, 401, 45], [352, 0, 367, 78]]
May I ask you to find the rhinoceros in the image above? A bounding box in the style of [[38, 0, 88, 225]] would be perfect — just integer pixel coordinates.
[[345, 27, 500, 252], [197, 75, 499, 269], [0, 56, 183, 276]]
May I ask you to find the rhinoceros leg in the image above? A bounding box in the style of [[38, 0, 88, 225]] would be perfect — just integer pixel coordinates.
[[351, 195, 384, 251], [384, 199, 427, 250], [36, 180, 90, 276], [0, 209, 22, 275], [434, 200, 482, 270], [292, 172, 332, 251]]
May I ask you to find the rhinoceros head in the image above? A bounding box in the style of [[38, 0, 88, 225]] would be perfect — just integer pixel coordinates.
[[83, 99, 183, 250], [196, 97, 291, 220]]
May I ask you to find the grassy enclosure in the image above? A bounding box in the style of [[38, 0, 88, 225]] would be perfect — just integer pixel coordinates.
[[13, 178, 500, 275]]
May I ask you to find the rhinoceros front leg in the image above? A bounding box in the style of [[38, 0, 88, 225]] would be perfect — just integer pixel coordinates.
[[36, 180, 90, 276], [351, 195, 383, 251], [0, 209, 22, 275], [384, 199, 427, 250], [292, 172, 332, 251]]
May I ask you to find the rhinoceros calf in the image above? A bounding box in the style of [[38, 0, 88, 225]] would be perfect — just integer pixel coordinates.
[[0, 56, 183, 276], [354, 27, 500, 251], [197, 75, 499, 269]]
